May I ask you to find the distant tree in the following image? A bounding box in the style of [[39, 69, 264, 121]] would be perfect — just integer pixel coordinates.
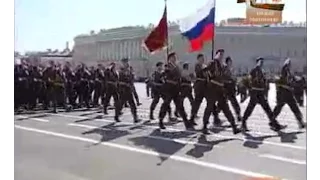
[[90, 30, 95, 35]]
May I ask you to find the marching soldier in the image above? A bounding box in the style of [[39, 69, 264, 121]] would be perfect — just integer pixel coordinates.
[[93, 64, 105, 107], [189, 54, 207, 125], [222, 56, 242, 122], [129, 66, 142, 106], [158, 52, 192, 130], [273, 58, 306, 129], [63, 63, 77, 108], [29, 65, 43, 110], [180, 63, 194, 107], [149, 62, 173, 120], [42, 61, 58, 112], [75, 64, 91, 108], [292, 74, 305, 107], [241, 57, 287, 132], [116, 58, 140, 122], [145, 77, 152, 98], [103, 62, 120, 115], [202, 50, 240, 134]]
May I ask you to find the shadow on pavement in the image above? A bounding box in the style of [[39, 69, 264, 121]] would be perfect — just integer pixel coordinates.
[[81, 123, 131, 146], [129, 129, 196, 166], [15, 113, 49, 121], [186, 135, 236, 158], [242, 132, 279, 149], [278, 131, 304, 143], [74, 115, 104, 123]]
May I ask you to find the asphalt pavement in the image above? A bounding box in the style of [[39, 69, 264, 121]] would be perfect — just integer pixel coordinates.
[[14, 83, 307, 180]]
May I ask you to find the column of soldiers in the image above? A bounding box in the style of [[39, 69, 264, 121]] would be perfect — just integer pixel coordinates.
[[147, 50, 306, 134], [15, 50, 306, 134]]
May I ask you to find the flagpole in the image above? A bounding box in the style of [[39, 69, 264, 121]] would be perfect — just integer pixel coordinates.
[[211, 0, 216, 60], [165, 0, 169, 62]]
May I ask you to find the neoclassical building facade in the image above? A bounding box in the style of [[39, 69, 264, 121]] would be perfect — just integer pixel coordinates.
[[73, 26, 306, 77]]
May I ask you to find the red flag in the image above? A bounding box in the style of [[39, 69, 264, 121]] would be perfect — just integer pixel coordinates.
[[143, 5, 168, 54]]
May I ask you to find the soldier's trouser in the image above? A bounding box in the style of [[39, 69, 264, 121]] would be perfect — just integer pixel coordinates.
[[131, 84, 140, 104], [180, 85, 194, 106], [203, 88, 237, 130], [93, 81, 103, 106], [273, 91, 303, 124], [30, 82, 42, 109], [242, 90, 276, 123], [146, 83, 151, 97], [149, 91, 172, 118], [44, 86, 58, 112], [190, 81, 206, 121], [88, 81, 95, 104], [294, 90, 304, 107], [56, 86, 65, 107], [80, 81, 90, 107], [117, 86, 137, 119], [66, 83, 76, 106], [158, 84, 189, 127], [104, 86, 120, 113], [227, 91, 241, 117]]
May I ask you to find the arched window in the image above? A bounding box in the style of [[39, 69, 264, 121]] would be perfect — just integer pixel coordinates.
[[286, 50, 291, 57], [294, 50, 298, 57]]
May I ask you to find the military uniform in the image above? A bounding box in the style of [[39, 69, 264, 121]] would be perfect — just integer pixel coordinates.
[[158, 53, 191, 129], [222, 57, 241, 122], [242, 58, 286, 132], [129, 66, 141, 106], [75, 67, 91, 108], [103, 63, 120, 115], [180, 63, 194, 108], [116, 59, 140, 122], [189, 55, 208, 125], [149, 62, 173, 120], [273, 59, 305, 129], [29, 66, 43, 109], [202, 51, 240, 134], [93, 67, 105, 107], [63, 66, 77, 108]]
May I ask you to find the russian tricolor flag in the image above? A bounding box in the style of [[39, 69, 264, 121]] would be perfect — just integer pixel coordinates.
[[178, 0, 216, 52]]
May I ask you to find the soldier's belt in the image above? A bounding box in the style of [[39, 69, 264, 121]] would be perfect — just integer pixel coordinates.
[[251, 87, 265, 91], [166, 80, 178, 85], [209, 80, 224, 87], [119, 82, 131, 87], [106, 81, 117, 86], [54, 82, 64, 87], [181, 83, 192, 87], [153, 82, 163, 86], [276, 84, 293, 91]]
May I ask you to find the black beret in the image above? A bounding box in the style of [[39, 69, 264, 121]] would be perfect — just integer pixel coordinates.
[[121, 58, 129, 62], [256, 57, 264, 63], [156, 62, 163, 67], [216, 49, 225, 54], [183, 63, 189, 67], [167, 52, 176, 60], [197, 53, 204, 59], [225, 56, 232, 63]]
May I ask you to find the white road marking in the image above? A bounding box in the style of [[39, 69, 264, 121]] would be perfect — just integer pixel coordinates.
[[259, 154, 306, 165], [47, 113, 306, 150], [15, 124, 280, 179], [68, 123, 220, 148], [15, 115, 49, 122]]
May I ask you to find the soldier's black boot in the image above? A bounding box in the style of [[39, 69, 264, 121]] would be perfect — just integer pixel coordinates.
[[149, 111, 155, 120], [133, 114, 141, 123], [174, 110, 180, 118], [159, 119, 166, 129], [202, 126, 210, 135], [213, 116, 222, 126], [114, 116, 120, 122], [189, 114, 198, 126], [269, 121, 287, 132], [241, 121, 249, 132], [237, 115, 242, 122], [231, 122, 241, 134]]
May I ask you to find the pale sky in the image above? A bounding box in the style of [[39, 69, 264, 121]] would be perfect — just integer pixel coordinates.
[[14, 0, 306, 53]]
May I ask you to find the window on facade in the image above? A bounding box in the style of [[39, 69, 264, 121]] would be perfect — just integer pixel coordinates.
[[230, 37, 234, 43], [294, 50, 297, 57], [302, 49, 306, 57], [286, 50, 290, 57]]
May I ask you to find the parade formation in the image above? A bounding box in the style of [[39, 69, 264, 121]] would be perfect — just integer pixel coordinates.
[[14, 48, 307, 135]]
